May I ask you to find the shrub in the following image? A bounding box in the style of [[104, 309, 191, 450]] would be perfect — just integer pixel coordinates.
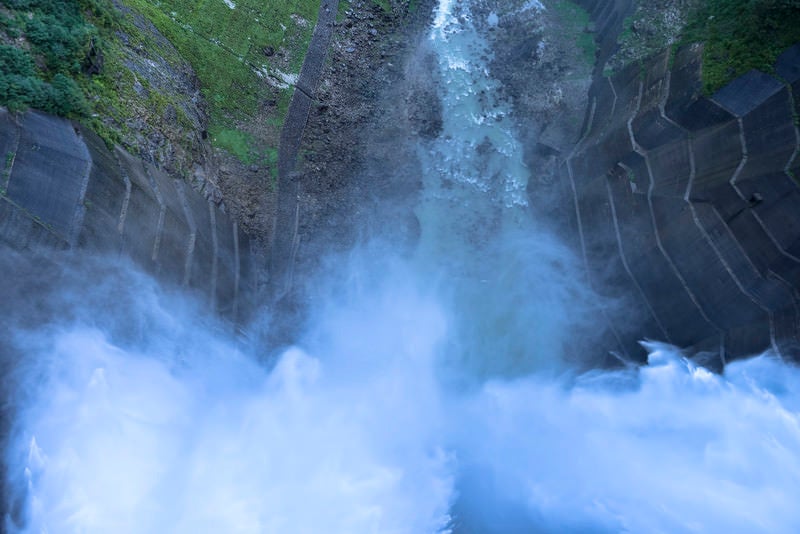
[[682, 0, 800, 93], [0, 45, 36, 77], [0, 0, 100, 116]]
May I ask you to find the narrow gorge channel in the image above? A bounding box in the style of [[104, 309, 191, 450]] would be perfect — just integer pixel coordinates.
[[3, 1, 800, 532]]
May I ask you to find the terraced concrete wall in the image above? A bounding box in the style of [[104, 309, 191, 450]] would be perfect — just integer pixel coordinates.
[[0, 109, 256, 323], [563, 44, 800, 366]]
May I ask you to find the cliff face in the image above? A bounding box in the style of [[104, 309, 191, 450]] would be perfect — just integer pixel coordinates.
[[0, 109, 255, 323], [560, 0, 800, 364]]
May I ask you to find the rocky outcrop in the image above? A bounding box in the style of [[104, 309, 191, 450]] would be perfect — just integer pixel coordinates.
[[0, 109, 256, 323], [270, 0, 435, 298], [560, 13, 800, 365], [270, 0, 341, 300]]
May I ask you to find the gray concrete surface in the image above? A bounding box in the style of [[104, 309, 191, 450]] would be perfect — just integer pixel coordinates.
[[563, 31, 800, 363], [0, 108, 256, 324]]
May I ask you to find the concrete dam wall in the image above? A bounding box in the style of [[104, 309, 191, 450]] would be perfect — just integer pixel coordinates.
[[0, 109, 256, 323], [2, 0, 799, 366], [562, 4, 800, 364]]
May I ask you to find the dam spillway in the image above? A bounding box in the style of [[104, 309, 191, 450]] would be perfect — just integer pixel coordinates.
[[2, 0, 800, 532]]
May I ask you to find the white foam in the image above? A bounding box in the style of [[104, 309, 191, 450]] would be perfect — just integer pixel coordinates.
[[6, 263, 800, 533]]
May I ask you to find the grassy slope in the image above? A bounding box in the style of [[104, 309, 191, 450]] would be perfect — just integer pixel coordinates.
[[0, 0, 321, 164], [552, 0, 596, 66], [122, 0, 320, 162]]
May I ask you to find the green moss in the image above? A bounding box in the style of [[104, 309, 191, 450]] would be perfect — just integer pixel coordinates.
[[211, 128, 256, 163], [552, 0, 596, 66], [2, 150, 13, 183], [681, 0, 800, 94]]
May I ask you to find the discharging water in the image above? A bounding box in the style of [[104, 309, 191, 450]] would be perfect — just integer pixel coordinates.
[[4, 1, 800, 532]]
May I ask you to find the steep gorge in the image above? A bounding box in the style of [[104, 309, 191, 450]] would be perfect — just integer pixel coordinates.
[[2, 0, 800, 530]]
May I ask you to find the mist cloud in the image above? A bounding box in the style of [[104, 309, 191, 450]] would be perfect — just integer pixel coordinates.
[[2, 250, 800, 533]]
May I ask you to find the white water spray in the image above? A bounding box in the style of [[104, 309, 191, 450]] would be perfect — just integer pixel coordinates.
[[5, 255, 800, 533]]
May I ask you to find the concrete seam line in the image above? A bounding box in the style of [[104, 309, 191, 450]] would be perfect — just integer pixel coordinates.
[[143, 164, 166, 264], [573, 97, 596, 155], [294, 85, 314, 101], [0, 194, 65, 244], [565, 157, 629, 360], [605, 168, 671, 342], [731, 112, 800, 265], [285, 190, 301, 298], [633, 77, 721, 332], [658, 51, 764, 294], [662, 67, 770, 316], [747, 83, 800, 264], [112, 148, 132, 240], [729, 117, 748, 190], [767, 269, 800, 346], [209, 201, 219, 310], [565, 159, 590, 287], [608, 75, 617, 122], [175, 180, 196, 287], [784, 83, 800, 179], [685, 135, 725, 363], [232, 221, 240, 321], [672, 77, 780, 354], [688, 201, 780, 355], [2, 119, 20, 191], [68, 127, 93, 249]]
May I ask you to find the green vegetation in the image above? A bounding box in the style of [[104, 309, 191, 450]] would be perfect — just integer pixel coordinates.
[[681, 0, 800, 94], [212, 128, 256, 163], [2, 149, 13, 184], [0, 0, 322, 163], [372, 0, 391, 13], [0, 0, 104, 115], [211, 128, 277, 179], [609, 2, 689, 78], [552, 1, 596, 66], [122, 0, 319, 131]]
